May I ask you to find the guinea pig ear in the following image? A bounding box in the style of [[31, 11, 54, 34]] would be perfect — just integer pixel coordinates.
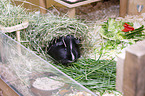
[[55, 37, 64, 46], [68, 35, 80, 44], [49, 37, 63, 46], [55, 41, 63, 46]]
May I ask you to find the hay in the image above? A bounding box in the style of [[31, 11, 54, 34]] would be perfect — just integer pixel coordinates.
[[0, 0, 118, 95], [23, 14, 91, 58], [0, 0, 28, 27], [2, 0, 145, 95]]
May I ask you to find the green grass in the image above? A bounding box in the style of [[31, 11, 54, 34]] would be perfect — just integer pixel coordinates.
[[56, 57, 116, 93]]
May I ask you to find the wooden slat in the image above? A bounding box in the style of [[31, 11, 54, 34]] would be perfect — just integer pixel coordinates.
[[46, 0, 65, 8], [0, 78, 19, 96], [116, 52, 126, 93], [54, 0, 101, 8], [128, 0, 145, 15], [0, 21, 29, 33], [119, 0, 128, 17]]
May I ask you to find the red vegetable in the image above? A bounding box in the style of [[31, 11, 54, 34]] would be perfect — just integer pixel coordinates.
[[122, 23, 134, 32]]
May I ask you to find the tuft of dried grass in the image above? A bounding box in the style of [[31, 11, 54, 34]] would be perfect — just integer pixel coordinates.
[[0, 0, 28, 27]]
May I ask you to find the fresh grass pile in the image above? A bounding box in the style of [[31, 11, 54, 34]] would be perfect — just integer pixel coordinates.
[[56, 57, 116, 93], [99, 18, 145, 41], [95, 18, 145, 59]]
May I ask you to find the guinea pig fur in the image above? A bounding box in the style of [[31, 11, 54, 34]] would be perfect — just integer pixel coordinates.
[[47, 35, 80, 65]]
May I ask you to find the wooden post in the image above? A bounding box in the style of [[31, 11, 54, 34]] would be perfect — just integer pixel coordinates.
[[16, 30, 21, 55], [119, 0, 128, 17], [116, 40, 145, 96], [16, 31, 20, 42], [68, 8, 75, 18], [116, 52, 125, 93], [39, 0, 47, 14], [0, 21, 29, 55]]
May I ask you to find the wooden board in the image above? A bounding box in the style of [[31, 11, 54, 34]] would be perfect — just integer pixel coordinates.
[[12, 0, 64, 12], [116, 52, 126, 93], [46, 0, 65, 8], [0, 77, 19, 96], [0, 21, 29, 33], [119, 0, 128, 17], [123, 40, 145, 96], [116, 40, 145, 96], [128, 0, 145, 15], [54, 0, 101, 8], [12, 0, 40, 11]]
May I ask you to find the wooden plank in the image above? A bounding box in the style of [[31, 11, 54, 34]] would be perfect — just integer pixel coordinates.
[[123, 40, 145, 96], [0, 21, 29, 33], [116, 52, 126, 93], [54, 0, 101, 8], [39, 0, 47, 14], [119, 0, 128, 17], [128, 0, 145, 15], [0, 78, 19, 96], [12, 0, 40, 12], [16, 30, 22, 55], [46, 0, 65, 8]]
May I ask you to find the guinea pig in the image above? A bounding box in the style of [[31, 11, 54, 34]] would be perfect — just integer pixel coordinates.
[[47, 35, 80, 65]]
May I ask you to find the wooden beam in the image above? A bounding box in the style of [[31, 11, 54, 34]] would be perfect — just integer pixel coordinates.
[[54, 0, 101, 8], [39, 0, 47, 14], [119, 0, 128, 17], [0, 21, 29, 33]]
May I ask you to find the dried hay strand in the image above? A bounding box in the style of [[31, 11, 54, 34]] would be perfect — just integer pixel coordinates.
[[0, 0, 28, 27]]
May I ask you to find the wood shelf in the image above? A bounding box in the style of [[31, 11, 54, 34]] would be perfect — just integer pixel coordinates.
[[54, 0, 101, 8]]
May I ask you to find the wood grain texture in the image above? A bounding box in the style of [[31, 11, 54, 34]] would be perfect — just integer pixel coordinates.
[[116, 52, 126, 93], [119, 0, 128, 17], [128, 0, 145, 15], [39, 0, 47, 14], [0, 78, 19, 96], [123, 40, 145, 96]]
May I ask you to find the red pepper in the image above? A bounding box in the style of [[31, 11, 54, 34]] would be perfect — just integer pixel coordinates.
[[122, 23, 134, 32]]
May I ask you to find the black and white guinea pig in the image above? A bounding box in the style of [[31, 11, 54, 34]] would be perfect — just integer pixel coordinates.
[[47, 35, 80, 65]]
